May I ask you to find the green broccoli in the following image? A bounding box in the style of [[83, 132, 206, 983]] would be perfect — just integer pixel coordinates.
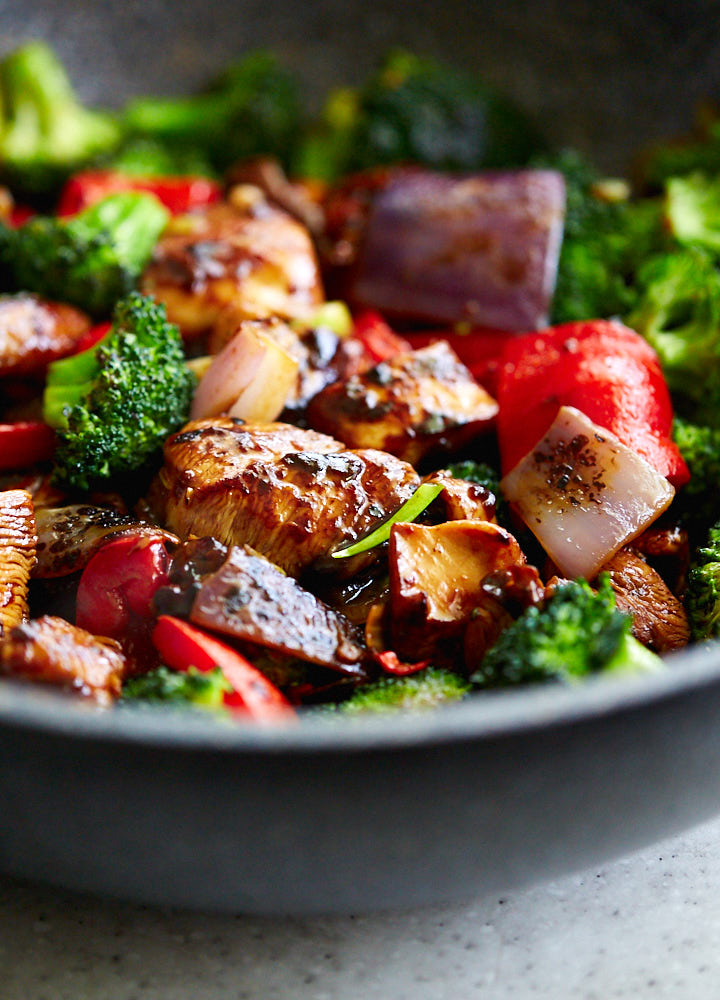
[[122, 50, 301, 173], [295, 49, 543, 182], [626, 247, 720, 427], [0, 191, 169, 317], [0, 42, 121, 196], [122, 666, 231, 710], [685, 523, 720, 641], [536, 149, 667, 324], [43, 292, 195, 490], [100, 136, 216, 178], [334, 668, 470, 715], [665, 172, 720, 255], [672, 418, 720, 534], [471, 576, 662, 688]]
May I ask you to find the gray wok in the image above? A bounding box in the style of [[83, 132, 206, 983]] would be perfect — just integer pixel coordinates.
[[1, 0, 720, 913]]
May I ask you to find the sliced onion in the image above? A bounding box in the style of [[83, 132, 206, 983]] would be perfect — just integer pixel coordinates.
[[190, 325, 299, 422], [500, 406, 675, 580], [351, 168, 566, 329]]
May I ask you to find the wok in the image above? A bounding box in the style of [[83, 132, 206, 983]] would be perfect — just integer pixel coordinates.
[[2, 0, 720, 914]]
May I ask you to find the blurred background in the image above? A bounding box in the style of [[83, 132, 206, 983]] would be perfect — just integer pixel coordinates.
[[1, 0, 719, 172]]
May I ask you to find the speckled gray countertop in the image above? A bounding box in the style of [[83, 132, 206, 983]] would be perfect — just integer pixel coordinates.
[[2, 816, 720, 999]]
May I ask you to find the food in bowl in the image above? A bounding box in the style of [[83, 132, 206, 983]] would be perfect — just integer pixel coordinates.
[[0, 42, 718, 720]]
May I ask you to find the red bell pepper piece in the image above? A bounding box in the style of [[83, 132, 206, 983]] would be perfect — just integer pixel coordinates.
[[76, 534, 171, 663], [0, 421, 56, 471], [151, 616, 296, 723], [8, 205, 35, 226], [57, 169, 222, 217], [496, 319, 689, 487], [375, 650, 431, 676], [351, 310, 412, 364], [70, 321, 112, 356]]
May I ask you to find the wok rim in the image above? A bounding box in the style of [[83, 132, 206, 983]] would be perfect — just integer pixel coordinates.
[[1, 640, 718, 754]]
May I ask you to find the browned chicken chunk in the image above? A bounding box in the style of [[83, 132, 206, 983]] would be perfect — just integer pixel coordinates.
[[148, 417, 420, 577], [388, 519, 527, 661], [0, 615, 127, 704], [600, 547, 691, 653], [141, 198, 324, 341], [307, 341, 498, 465], [0, 489, 37, 632], [0, 294, 90, 378]]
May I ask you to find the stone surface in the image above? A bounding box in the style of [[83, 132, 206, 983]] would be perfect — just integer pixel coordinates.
[[2, 815, 720, 998]]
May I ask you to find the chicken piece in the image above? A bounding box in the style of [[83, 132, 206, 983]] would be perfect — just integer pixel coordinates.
[[307, 341, 498, 465], [0, 615, 127, 704], [422, 470, 496, 522], [389, 519, 527, 661], [631, 524, 690, 594], [0, 293, 90, 378], [148, 417, 420, 577], [141, 198, 324, 341], [189, 545, 367, 676], [600, 547, 691, 653], [0, 489, 37, 632]]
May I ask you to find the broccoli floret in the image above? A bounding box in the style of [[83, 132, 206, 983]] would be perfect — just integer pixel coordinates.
[[665, 172, 720, 255], [0, 191, 169, 317], [100, 136, 216, 178], [639, 119, 720, 191], [122, 666, 231, 709], [672, 418, 720, 534], [0, 42, 121, 196], [335, 668, 470, 715], [536, 149, 667, 324], [626, 247, 720, 426], [43, 292, 195, 490], [685, 523, 720, 640], [296, 50, 543, 182], [122, 50, 301, 173], [472, 576, 662, 688]]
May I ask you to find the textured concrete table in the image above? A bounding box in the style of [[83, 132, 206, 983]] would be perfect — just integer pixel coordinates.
[[2, 816, 720, 999]]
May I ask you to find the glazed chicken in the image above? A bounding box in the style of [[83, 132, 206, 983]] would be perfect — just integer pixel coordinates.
[[141, 194, 324, 342], [0, 489, 37, 632], [148, 417, 420, 577], [0, 615, 127, 704], [307, 341, 498, 465], [0, 293, 90, 378]]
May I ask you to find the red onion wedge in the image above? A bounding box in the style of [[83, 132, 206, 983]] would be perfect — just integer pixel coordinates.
[[351, 168, 566, 329], [500, 406, 675, 580]]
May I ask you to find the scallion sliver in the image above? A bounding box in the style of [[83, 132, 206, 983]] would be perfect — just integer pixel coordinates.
[[331, 482, 444, 559]]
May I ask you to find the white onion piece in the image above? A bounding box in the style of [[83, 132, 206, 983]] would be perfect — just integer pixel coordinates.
[[190, 326, 299, 422], [500, 406, 675, 580]]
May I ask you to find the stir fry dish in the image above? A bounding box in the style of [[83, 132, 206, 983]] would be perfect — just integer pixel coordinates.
[[1, 42, 720, 721]]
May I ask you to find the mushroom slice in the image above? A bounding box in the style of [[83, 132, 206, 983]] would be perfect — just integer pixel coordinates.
[[389, 519, 526, 660], [189, 545, 367, 677], [0, 489, 37, 632], [501, 406, 675, 580], [0, 615, 127, 704]]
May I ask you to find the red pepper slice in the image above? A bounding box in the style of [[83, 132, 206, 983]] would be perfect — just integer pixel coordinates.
[[57, 170, 222, 217], [405, 326, 512, 397], [496, 319, 689, 487], [70, 321, 113, 356], [152, 616, 295, 722], [0, 421, 56, 471], [8, 205, 35, 226], [76, 534, 171, 664], [351, 310, 412, 364], [375, 650, 431, 676]]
